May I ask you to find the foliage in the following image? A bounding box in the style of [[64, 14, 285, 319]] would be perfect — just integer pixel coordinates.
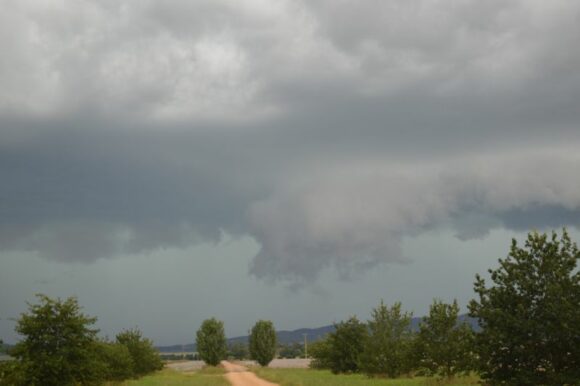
[[309, 338, 333, 369], [326, 316, 367, 374], [469, 230, 580, 385], [95, 340, 135, 381], [107, 368, 229, 386], [416, 299, 474, 378], [253, 368, 480, 386], [359, 300, 414, 378], [249, 320, 278, 366], [196, 318, 227, 366], [278, 342, 304, 359], [10, 294, 105, 386], [228, 341, 249, 360], [116, 328, 163, 377], [0, 360, 24, 386]]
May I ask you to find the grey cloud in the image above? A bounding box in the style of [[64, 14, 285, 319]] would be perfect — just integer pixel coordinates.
[[248, 152, 580, 281], [1, 0, 580, 281]]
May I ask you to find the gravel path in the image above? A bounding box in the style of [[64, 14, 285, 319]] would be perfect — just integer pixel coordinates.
[[222, 361, 279, 386]]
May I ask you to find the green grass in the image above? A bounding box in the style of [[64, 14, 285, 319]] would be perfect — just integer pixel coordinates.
[[105, 368, 229, 386], [252, 368, 480, 386]]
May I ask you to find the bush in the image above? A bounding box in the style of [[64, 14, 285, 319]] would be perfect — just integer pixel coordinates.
[[416, 299, 474, 378], [327, 316, 367, 374], [309, 338, 332, 369], [249, 320, 277, 366], [196, 318, 227, 366], [95, 341, 135, 381], [116, 328, 163, 377], [359, 300, 414, 378]]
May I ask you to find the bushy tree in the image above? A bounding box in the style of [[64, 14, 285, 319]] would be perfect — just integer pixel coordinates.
[[278, 342, 304, 359], [228, 342, 249, 360], [469, 230, 580, 385], [95, 341, 134, 381], [249, 320, 277, 366], [326, 316, 367, 374], [308, 338, 332, 369], [359, 300, 414, 378], [416, 299, 474, 378], [196, 318, 227, 366], [10, 294, 104, 386], [116, 328, 162, 377]]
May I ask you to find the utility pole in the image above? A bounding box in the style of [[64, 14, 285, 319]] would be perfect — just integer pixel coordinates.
[[302, 333, 308, 359]]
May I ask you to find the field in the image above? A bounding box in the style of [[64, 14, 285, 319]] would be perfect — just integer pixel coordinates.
[[252, 368, 480, 386], [105, 367, 229, 386]]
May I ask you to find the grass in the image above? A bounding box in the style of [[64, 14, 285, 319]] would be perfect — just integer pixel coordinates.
[[105, 368, 229, 386], [252, 368, 480, 386]]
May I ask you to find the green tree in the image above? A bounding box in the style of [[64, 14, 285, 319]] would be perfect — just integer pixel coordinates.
[[228, 341, 249, 360], [196, 318, 227, 366], [278, 342, 304, 359], [308, 338, 332, 369], [469, 230, 580, 385], [416, 299, 474, 378], [359, 300, 414, 378], [94, 341, 134, 381], [10, 294, 104, 386], [116, 328, 162, 377], [249, 320, 277, 366], [326, 316, 367, 374]]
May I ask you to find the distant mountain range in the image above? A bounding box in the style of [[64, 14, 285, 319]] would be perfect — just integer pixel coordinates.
[[156, 314, 480, 353]]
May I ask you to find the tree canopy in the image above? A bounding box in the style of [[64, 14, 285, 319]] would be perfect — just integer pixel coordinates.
[[10, 295, 103, 386], [416, 299, 474, 378], [469, 230, 580, 385], [249, 320, 277, 366], [196, 318, 227, 366]]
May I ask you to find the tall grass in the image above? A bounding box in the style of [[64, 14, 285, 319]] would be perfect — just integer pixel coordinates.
[[252, 368, 480, 386], [105, 368, 228, 386]]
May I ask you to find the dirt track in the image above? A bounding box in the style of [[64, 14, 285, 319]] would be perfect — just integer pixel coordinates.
[[222, 361, 279, 386]]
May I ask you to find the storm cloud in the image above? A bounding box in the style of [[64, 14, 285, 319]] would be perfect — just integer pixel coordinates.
[[1, 0, 580, 283]]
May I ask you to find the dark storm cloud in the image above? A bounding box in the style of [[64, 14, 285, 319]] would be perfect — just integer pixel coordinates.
[[1, 0, 580, 281]]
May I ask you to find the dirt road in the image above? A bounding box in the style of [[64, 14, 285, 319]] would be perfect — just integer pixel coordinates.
[[222, 361, 279, 386]]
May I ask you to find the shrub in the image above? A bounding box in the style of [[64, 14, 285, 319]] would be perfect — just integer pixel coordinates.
[[116, 328, 163, 377], [416, 299, 474, 378], [327, 316, 367, 374], [359, 300, 414, 378]]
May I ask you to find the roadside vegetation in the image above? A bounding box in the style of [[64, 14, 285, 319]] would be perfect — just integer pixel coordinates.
[[0, 295, 162, 385], [307, 230, 579, 385], [253, 368, 479, 386], [105, 368, 228, 386]]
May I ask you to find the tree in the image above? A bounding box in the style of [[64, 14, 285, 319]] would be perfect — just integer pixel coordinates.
[[359, 300, 414, 378], [308, 338, 332, 369], [469, 230, 580, 385], [10, 294, 104, 386], [196, 318, 227, 366], [416, 299, 474, 378], [249, 320, 277, 366], [326, 316, 367, 374], [116, 328, 162, 377], [94, 341, 134, 381], [228, 342, 249, 360]]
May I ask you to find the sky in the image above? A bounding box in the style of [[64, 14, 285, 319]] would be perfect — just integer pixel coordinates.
[[1, 0, 580, 346]]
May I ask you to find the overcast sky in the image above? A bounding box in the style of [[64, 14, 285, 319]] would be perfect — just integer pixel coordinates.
[[1, 0, 580, 345]]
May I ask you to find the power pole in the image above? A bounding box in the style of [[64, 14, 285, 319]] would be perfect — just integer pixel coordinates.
[[302, 333, 308, 359]]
